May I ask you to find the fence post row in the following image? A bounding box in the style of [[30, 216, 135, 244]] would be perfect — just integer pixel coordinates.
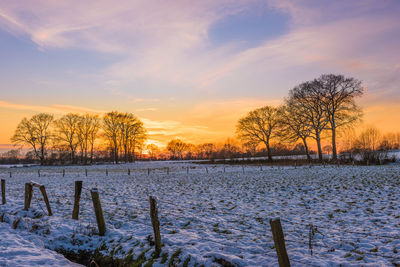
[[270, 218, 291, 267], [149, 196, 162, 257], [91, 188, 106, 236], [1, 179, 5, 204], [72, 181, 83, 220]]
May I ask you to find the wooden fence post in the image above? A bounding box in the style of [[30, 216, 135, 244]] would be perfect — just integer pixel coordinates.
[[38, 169, 41, 177], [72, 181, 82, 220], [9, 172, 11, 178], [260, 165, 263, 171], [39, 185, 52, 216], [148, 168, 150, 176], [85, 169, 88, 176], [223, 167, 226, 173], [1, 179, 5, 204], [270, 218, 290, 267], [167, 167, 169, 175], [63, 169, 65, 177], [242, 166, 245, 174], [206, 167, 208, 174], [91, 189, 106, 236], [106, 169, 108, 176], [24, 183, 33, 210], [187, 166, 189, 174], [149, 196, 161, 257], [128, 168, 130, 176]]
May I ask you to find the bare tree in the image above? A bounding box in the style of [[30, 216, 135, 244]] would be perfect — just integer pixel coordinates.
[[288, 81, 329, 162], [146, 144, 160, 160], [197, 143, 216, 159], [167, 139, 187, 159], [279, 103, 313, 162], [356, 127, 381, 152], [221, 138, 240, 159], [103, 111, 121, 163], [77, 114, 100, 164], [102, 111, 146, 163], [126, 117, 147, 162], [53, 113, 80, 163], [317, 74, 364, 161], [236, 105, 280, 161], [11, 113, 54, 165]]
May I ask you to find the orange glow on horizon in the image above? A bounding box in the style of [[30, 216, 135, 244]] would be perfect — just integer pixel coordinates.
[[0, 100, 399, 152]]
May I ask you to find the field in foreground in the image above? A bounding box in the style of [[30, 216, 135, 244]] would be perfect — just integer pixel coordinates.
[[1, 162, 400, 266]]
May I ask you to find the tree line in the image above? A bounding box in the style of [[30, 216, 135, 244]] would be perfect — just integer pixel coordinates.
[[236, 74, 364, 163], [6, 73, 399, 165], [10, 111, 146, 165]]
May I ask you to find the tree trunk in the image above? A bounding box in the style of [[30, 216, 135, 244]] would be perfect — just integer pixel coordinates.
[[84, 140, 88, 165], [124, 144, 128, 163], [71, 149, 75, 164], [114, 143, 119, 164], [316, 133, 323, 162], [40, 145, 45, 165], [265, 140, 273, 162], [302, 138, 311, 163], [90, 144, 94, 164], [331, 126, 337, 162]]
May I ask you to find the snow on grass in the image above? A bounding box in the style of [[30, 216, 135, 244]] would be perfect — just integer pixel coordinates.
[[0, 222, 81, 266], [1, 162, 400, 266]]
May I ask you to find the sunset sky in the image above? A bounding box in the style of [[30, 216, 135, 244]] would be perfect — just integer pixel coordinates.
[[0, 0, 399, 150]]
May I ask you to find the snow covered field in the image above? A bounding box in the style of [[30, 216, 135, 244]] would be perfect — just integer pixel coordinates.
[[1, 162, 400, 266], [0, 222, 80, 266]]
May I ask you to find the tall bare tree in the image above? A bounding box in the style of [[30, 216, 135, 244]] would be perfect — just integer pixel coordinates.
[[127, 119, 147, 162], [77, 114, 100, 164], [11, 113, 54, 165], [288, 81, 329, 162], [102, 111, 146, 163], [103, 111, 121, 163], [87, 114, 100, 163], [53, 113, 80, 163], [317, 74, 364, 161], [236, 105, 280, 161], [279, 103, 313, 162]]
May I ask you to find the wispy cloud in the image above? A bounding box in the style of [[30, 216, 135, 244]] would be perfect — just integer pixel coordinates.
[[0, 100, 106, 115]]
